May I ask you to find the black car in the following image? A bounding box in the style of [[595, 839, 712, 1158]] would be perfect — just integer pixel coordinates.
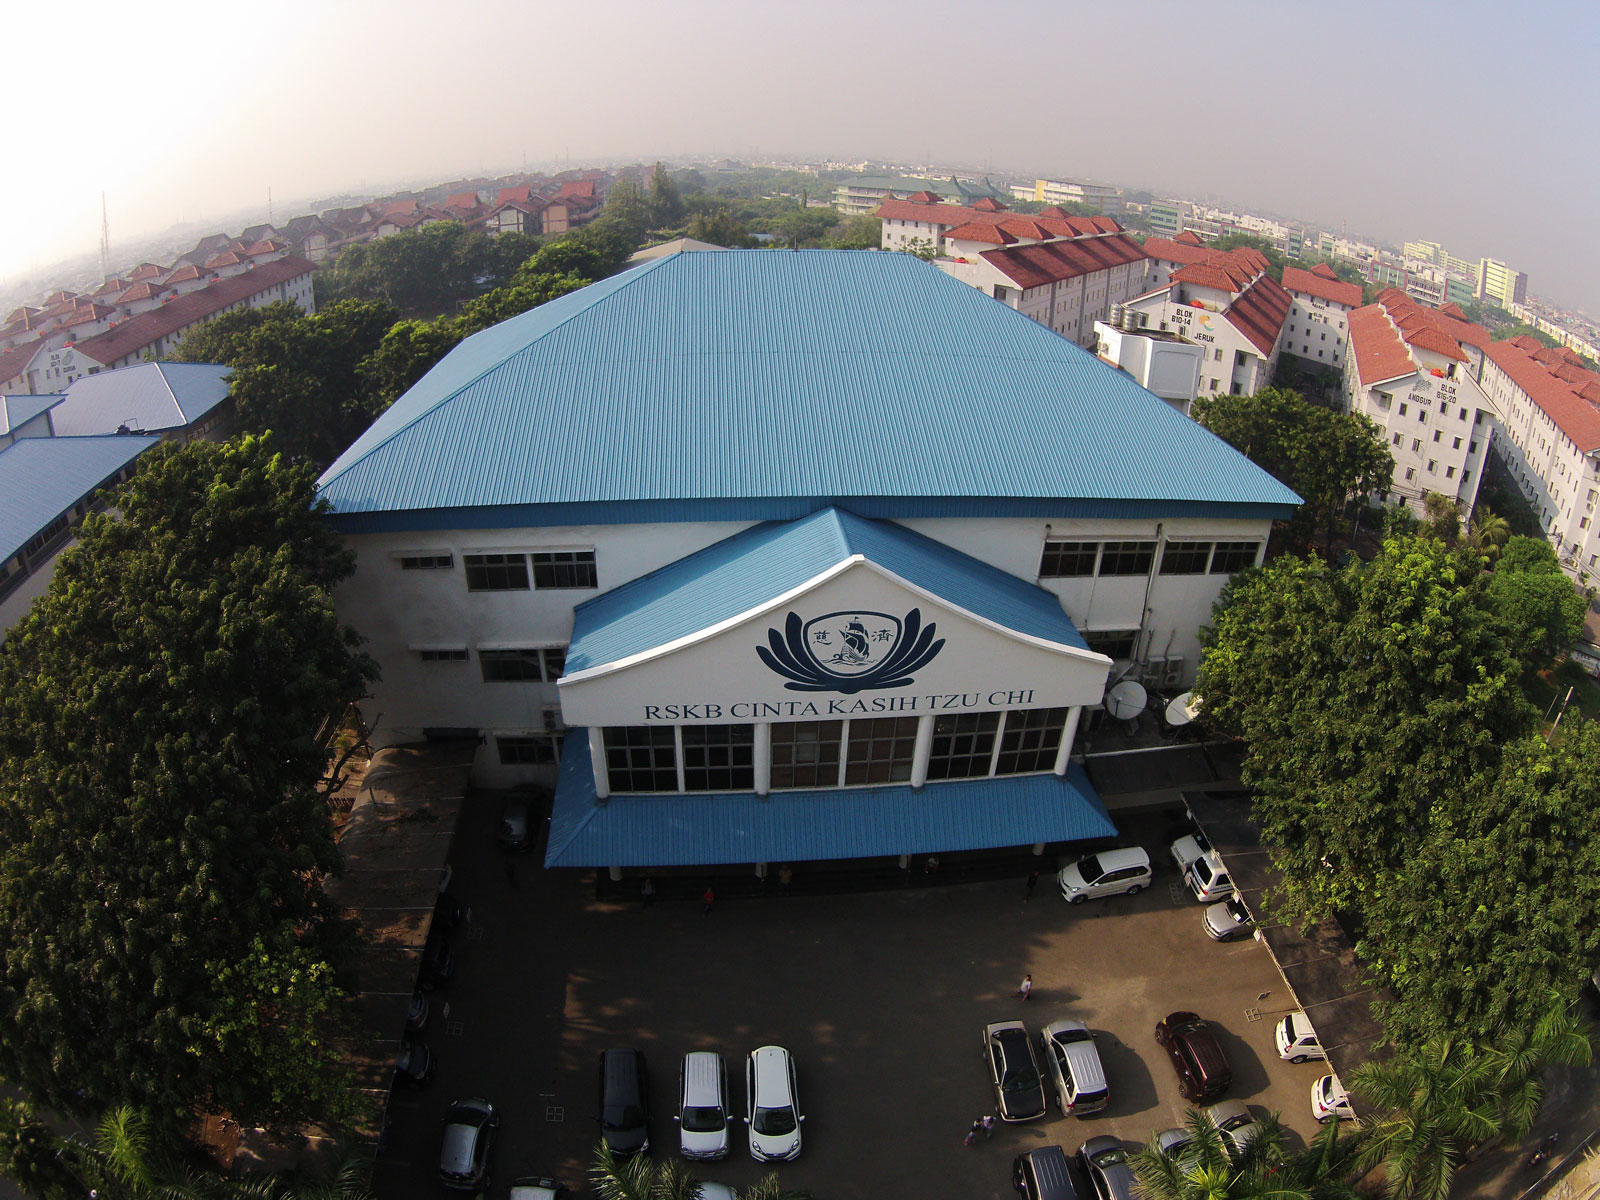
[[1155, 1011, 1233, 1102], [396, 1038, 434, 1086], [498, 793, 536, 852], [438, 1098, 496, 1190], [598, 1048, 650, 1156], [433, 891, 467, 935], [419, 931, 455, 991], [984, 1021, 1047, 1122]]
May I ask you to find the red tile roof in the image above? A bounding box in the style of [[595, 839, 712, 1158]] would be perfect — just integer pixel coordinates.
[[1348, 303, 1419, 386], [1282, 265, 1362, 308], [1141, 236, 1215, 267], [162, 265, 203, 284], [558, 180, 596, 199], [204, 251, 244, 269], [1175, 231, 1205, 246], [1225, 275, 1293, 356], [1506, 334, 1544, 353], [943, 222, 1017, 245], [73, 256, 315, 366], [497, 186, 533, 205], [91, 279, 129, 298], [875, 198, 1006, 227], [972, 197, 1006, 211], [128, 263, 163, 281], [59, 305, 114, 329], [117, 282, 165, 303], [1437, 302, 1467, 319], [980, 234, 1148, 290], [904, 190, 942, 203], [41, 290, 76, 305], [1404, 326, 1469, 361], [445, 192, 481, 210], [1486, 337, 1600, 453], [4, 306, 37, 324], [244, 238, 288, 256], [1377, 288, 1489, 353], [0, 342, 40, 384]]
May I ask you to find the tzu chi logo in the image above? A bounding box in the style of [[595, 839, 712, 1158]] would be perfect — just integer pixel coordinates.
[[756, 608, 945, 693]]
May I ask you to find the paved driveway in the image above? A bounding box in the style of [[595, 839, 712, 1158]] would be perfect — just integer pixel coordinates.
[[374, 802, 1324, 1200]]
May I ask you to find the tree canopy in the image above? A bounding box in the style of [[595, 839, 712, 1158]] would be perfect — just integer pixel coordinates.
[[318, 221, 540, 317], [1484, 535, 1587, 667], [0, 437, 371, 1129]]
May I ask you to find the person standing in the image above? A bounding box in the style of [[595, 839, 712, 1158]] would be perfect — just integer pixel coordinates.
[[778, 863, 793, 895], [641, 878, 655, 907], [982, 1114, 997, 1139], [1015, 973, 1033, 1001], [702, 884, 716, 915], [965, 1118, 984, 1147], [1024, 870, 1039, 901]]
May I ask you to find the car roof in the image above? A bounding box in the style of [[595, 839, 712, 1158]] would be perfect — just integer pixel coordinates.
[[1089, 846, 1150, 871], [1081, 1134, 1123, 1157], [683, 1051, 723, 1095], [986, 1020, 1028, 1037], [750, 1045, 792, 1094], [440, 1122, 479, 1172], [1208, 1098, 1250, 1124]]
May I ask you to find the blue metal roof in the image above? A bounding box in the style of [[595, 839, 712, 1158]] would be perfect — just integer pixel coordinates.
[[545, 731, 1116, 867], [49, 362, 231, 437], [1, 393, 63, 437], [0, 435, 161, 563], [566, 506, 1086, 675], [317, 250, 1301, 521]]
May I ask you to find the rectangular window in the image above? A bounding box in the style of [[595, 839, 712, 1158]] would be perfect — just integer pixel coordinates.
[[1039, 541, 1098, 578], [1459, 407, 1467, 420], [1084, 629, 1139, 659], [1412, 438, 1422, 452], [1160, 542, 1213, 575], [1405, 468, 1416, 481], [1469, 440, 1478, 453], [681, 724, 755, 791], [1453, 437, 1462, 450], [401, 553, 454, 570], [418, 648, 469, 662], [1209, 541, 1259, 574], [1427, 460, 1437, 473], [1433, 431, 1441, 443], [926, 712, 1001, 781], [843, 716, 920, 785], [497, 734, 562, 765], [769, 721, 843, 789], [530, 550, 597, 589], [1392, 433, 1402, 445], [464, 552, 529, 591], [1399, 403, 1408, 416], [1098, 541, 1157, 576], [1447, 467, 1457, 479], [480, 648, 563, 682], [995, 707, 1069, 775], [604, 726, 678, 792]]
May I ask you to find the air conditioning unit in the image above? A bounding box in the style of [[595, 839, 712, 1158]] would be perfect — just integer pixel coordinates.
[[542, 706, 565, 732], [1163, 656, 1186, 688], [1140, 656, 1169, 688]]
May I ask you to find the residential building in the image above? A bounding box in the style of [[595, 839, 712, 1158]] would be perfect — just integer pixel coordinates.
[[1342, 290, 1495, 513], [1147, 201, 1184, 238], [835, 175, 1007, 216], [47, 362, 234, 441], [875, 193, 1013, 255], [1477, 257, 1528, 309], [1403, 240, 1447, 267], [1092, 320, 1203, 413], [1141, 233, 1212, 290], [1012, 179, 1123, 214], [1280, 264, 1363, 371], [1478, 336, 1600, 579], [0, 433, 161, 633], [314, 250, 1297, 873], [1124, 246, 1293, 398]]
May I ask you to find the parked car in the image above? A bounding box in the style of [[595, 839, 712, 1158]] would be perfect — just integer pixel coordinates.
[[1206, 1099, 1263, 1159], [694, 1187, 737, 1200], [509, 1178, 571, 1200], [419, 932, 455, 991], [437, 1098, 497, 1191], [406, 990, 430, 1034], [1182, 849, 1235, 903], [1155, 1128, 1193, 1163], [1202, 895, 1254, 942], [433, 891, 467, 935], [1013, 1145, 1078, 1200], [1058, 847, 1152, 904], [1041, 1019, 1109, 1117], [1079, 1137, 1136, 1200], [1169, 830, 1212, 878], [677, 1051, 732, 1160], [396, 1038, 434, 1086], [498, 792, 536, 852], [985, 1021, 1047, 1122], [1154, 1011, 1232, 1102], [1275, 1012, 1326, 1063], [745, 1046, 802, 1161], [1311, 1073, 1355, 1123], [598, 1048, 651, 1157]]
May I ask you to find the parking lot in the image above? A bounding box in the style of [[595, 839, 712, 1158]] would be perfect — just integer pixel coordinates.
[[374, 797, 1324, 1200]]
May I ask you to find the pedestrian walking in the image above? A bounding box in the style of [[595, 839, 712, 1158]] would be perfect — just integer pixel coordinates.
[[982, 1114, 997, 1139], [778, 864, 793, 895], [1015, 973, 1033, 1001], [1024, 870, 1039, 901], [641, 878, 655, 907], [965, 1118, 984, 1147], [702, 885, 716, 915]]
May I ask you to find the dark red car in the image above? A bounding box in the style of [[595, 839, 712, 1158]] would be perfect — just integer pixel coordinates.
[[1154, 1011, 1233, 1102]]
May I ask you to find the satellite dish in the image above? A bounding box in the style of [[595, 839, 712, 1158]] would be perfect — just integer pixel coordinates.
[[1105, 680, 1148, 721], [1165, 691, 1203, 726]]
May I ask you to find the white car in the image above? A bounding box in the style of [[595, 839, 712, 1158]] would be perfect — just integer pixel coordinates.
[[1040, 1019, 1109, 1117], [1170, 831, 1211, 878], [1202, 895, 1254, 942], [745, 1046, 802, 1161], [1206, 1099, 1262, 1159], [695, 1187, 737, 1200], [509, 1178, 570, 1200], [1275, 1012, 1326, 1063], [1311, 1073, 1355, 1122], [1058, 847, 1152, 904], [1183, 849, 1235, 903], [677, 1051, 731, 1160]]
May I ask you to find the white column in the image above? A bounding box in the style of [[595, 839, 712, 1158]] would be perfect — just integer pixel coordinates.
[[909, 714, 935, 788], [674, 725, 686, 794], [836, 719, 851, 788], [589, 727, 610, 802], [754, 722, 771, 797], [1053, 706, 1083, 776]]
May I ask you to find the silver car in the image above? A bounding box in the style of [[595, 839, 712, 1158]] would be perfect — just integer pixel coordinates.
[[1207, 1099, 1262, 1159], [1079, 1136, 1137, 1200], [1040, 1019, 1109, 1116], [1203, 895, 1254, 942]]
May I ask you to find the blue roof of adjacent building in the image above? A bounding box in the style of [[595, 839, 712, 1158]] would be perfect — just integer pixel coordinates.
[[48, 362, 232, 437], [316, 250, 1301, 527], [545, 731, 1116, 867], [0, 435, 161, 563], [566, 506, 1088, 675], [1, 393, 64, 438]]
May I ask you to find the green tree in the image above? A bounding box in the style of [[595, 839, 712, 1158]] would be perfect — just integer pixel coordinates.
[[358, 317, 466, 410], [588, 1143, 812, 1200], [1485, 535, 1586, 668], [822, 214, 882, 249], [1131, 1107, 1323, 1200], [599, 180, 653, 247], [647, 162, 686, 227], [0, 1099, 78, 1200], [0, 438, 373, 1130], [684, 201, 752, 248], [1465, 509, 1511, 561], [1494, 324, 1561, 350], [1420, 492, 1461, 543], [320, 222, 533, 317], [452, 270, 589, 337]]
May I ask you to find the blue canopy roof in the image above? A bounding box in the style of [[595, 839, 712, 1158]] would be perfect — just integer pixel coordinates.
[[566, 506, 1087, 675], [0, 435, 161, 563], [317, 250, 1301, 527], [545, 731, 1117, 867], [50, 362, 231, 437]]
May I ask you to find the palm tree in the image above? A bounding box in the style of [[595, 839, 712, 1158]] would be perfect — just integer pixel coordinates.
[[1466, 509, 1511, 561], [1131, 1107, 1302, 1200], [588, 1143, 813, 1200]]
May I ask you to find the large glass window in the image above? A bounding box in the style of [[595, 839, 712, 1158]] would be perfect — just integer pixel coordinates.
[[531, 550, 597, 589], [1039, 541, 1098, 578], [1084, 629, 1139, 659], [604, 726, 677, 793], [1159, 542, 1213, 575], [1097, 541, 1157, 575], [682, 724, 755, 791], [995, 708, 1069, 775], [843, 717, 920, 786], [464, 552, 529, 591], [1209, 542, 1260, 574], [498, 734, 562, 765], [770, 721, 843, 789], [926, 712, 1001, 780], [400, 553, 454, 570], [479, 648, 564, 682]]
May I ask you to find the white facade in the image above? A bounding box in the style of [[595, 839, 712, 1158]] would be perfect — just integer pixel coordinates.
[[1093, 322, 1203, 413], [1125, 286, 1281, 398], [937, 250, 1148, 349]]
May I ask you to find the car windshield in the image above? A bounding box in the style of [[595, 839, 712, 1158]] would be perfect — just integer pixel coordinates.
[[681, 1105, 724, 1133], [1092, 1146, 1129, 1167], [1227, 897, 1250, 921], [1193, 830, 1211, 852], [1053, 1027, 1091, 1045], [1077, 854, 1105, 883], [753, 1105, 796, 1136], [603, 1105, 643, 1131], [1193, 858, 1214, 884]]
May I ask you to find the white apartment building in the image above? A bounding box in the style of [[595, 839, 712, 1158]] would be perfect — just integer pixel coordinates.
[[1011, 179, 1124, 213], [1123, 247, 1291, 398], [1280, 265, 1362, 371], [1141, 234, 1212, 290], [875, 194, 1013, 255], [1343, 290, 1495, 513]]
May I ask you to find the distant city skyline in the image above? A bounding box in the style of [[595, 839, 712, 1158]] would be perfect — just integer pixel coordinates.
[[4, 0, 1595, 314]]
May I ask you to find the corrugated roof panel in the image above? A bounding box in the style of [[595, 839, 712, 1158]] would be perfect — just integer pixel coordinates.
[[544, 732, 1116, 867], [317, 251, 1301, 519], [1, 393, 63, 436], [0, 435, 161, 562], [49, 362, 232, 436], [565, 507, 1087, 673]]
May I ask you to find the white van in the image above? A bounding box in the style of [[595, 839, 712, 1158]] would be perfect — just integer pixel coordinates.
[[676, 1051, 730, 1160], [1058, 847, 1152, 904], [1275, 1012, 1326, 1063], [1183, 849, 1235, 903]]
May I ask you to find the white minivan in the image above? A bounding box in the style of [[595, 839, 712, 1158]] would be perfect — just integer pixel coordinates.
[[1058, 847, 1152, 904], [1183, 849, 1236, 903], [1275, 1012, 1326, 1063], [676, 1051, 731, 1160], [746, 1046, 802, 1161]]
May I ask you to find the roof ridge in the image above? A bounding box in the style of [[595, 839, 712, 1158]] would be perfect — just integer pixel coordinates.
[[318, 255, 679, 490]]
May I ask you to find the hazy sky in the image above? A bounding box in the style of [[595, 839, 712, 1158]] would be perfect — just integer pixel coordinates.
[[5, 0, 1597, 312]]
